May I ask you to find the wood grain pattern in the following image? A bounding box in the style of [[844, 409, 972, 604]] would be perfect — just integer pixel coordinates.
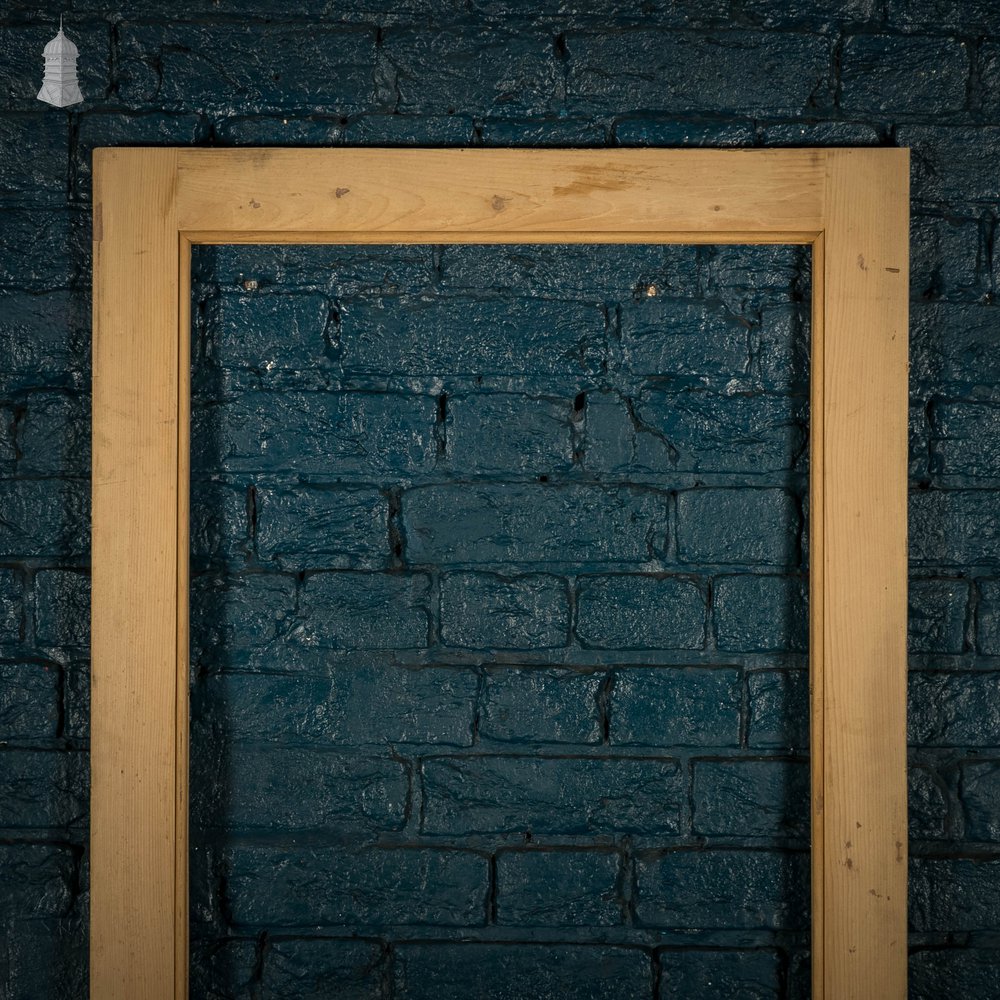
[[90, 148, 909, 1000]]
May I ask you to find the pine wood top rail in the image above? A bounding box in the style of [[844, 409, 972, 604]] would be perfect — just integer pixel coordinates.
[[91, 147, 909, 1000]]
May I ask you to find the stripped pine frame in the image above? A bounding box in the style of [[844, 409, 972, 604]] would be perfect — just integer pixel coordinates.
[[91, 147, 910, 999]]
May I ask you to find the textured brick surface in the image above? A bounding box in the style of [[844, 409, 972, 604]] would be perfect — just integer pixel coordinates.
[[2, 3, 998, 996]]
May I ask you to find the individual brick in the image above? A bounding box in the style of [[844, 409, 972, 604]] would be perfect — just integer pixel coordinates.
[[910, 857, 1000, 931], [886, 0, 1000, 31], [978, 579, 1000, 655], [495, 849, 622, 926], [34, 570, 89, 648], [479, 668, 604, 744], [0, 845, 74, 920], [981, 42, 1000, 120], [910, 490, 1000, 567], [0, 290, 84, 380], [0, 209, 78, 290], [254, 486, 390, 567], [405, 485, 668, 565], [616, 298, 750, 381], [0, 750, 86, 829], [714, 575, 808, 652], [380, 26, 559, 116], [445, 393, 575, 475], [692, 759, 809, 839], [0, 569, 21, 643], [566, 30, 830, 116], [910, 211, 983, 300], [897, 126, 1000, 203], [296, 571, 431, 649], [909, 765, 950, 840], [393, 943, 652, 1000], [117, 22, 377, 112], [613, 119, 755, 148], [961, 760, 1000, 841], [188, 939, 260, 1000], [15, 391, 90, 475], [910, 949, 1000, 1000], [440, 572, 569, 650], [840, 35, 969, 115], [676, 489, 799, 566], [0, 479, 88, 558], [0, 917, 87, 1000], [576, 576, 706, 651], [191, 390, 437, 476], [658, 948, 782, 1000], [583, 389, 806, 476], [348, 112, 473, 145], [908, 578, 968, 654], [191, 746, 408, 835], [421, 755, 683, 836], [610, 668, 741, 747], [190, 480, 252, 568], [750, 303, 810, 391], [225, 845, 487, 927], [634, 849, 808, 929], [263, 939, 386, 1000], [0, 114, 68, 203], [908, 672, 1000, 747], [746, 669, 809, 751], [196, 666, 477, 747], [0, 662, 60, 740], [206, 291, 332, 372], [761, 120, 881, 146], [338, 296, 605, 376], [931, 401, 1000, 479]]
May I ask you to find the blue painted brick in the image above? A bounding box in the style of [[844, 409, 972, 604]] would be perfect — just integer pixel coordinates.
[[380, 26, 558, 117], [339, 296, 605, 376], [911, 857, 1000, 931], [583, 389, 805, 476], [16, 392, 90, 475], [0, 569, 21, 642], [0, 750, 85, 829], [255, 486, 389, 567], [898, 126, 1000, 203], [440, 572, 569, 650], [393, 943, 652, 1000], [0, 917, 86, 1000], [908, 671, 1000, 747], [0, 663, 60, 740], [0, 115, 67, 204], [190, 480, 250, 567], [840, 35, 969, 114], [658, 948, 782, 1000], [911, 212, 982, 300], [117, 23, 377, 112], [215, 113, 346, 146], [910, 949, 1000, 1000], [198, 666, 476, 746], [714, 575, 808, 652], [192, 390, 437, 476], [704, 245, 805, 301], [616, 298, 750, 381], [192, 746, 408, 834], [480, 668, 604, 745], [676, 489, 799, 567], [445, 393, 574, 475], [348, 112, 473, 145], [635, 848, 808, 929], [910, 490, 1000, 567], [931, 401, 1000, 478], [34, 570, 89, 648], [297, 571, 431, 649], [0, 291, 84, 380], [978, 579, 1000, 655], [496, 848, 622, 926], [225, 845, 488, 927], [909, 578, 968, 654], [610, 667, 741, 747], [0, 479, 88, 558], [614, 119, 755, 148], [746, 669, 809, 751], [188, 939, 260, 999], [405, 486, 668, 566], [576, 576, 706, 650], [762, 120, 881, 146], [263, 939, 386, 1000], [207, 291, 331, 372], [960, 760, 1000, 841], [886, 0, 1000, 31], [566, 30, 830, 116], [751, 304, 810, 391], [421, 754, 683, 836], [692, 759, 809, 839], [0, 844, 74, 920], [0, 209, 78, 290], [909, 766, 949, 840], [981, 42, 1000, 120]]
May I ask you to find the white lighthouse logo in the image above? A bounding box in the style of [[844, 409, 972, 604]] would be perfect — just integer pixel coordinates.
[[37, 17, 83, 108]]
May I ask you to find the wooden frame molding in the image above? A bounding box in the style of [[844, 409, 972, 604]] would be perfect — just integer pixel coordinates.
[[91, 147, 909, 999]]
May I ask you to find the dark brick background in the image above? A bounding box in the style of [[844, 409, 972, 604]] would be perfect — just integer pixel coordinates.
[[1, 2, 998, 998]]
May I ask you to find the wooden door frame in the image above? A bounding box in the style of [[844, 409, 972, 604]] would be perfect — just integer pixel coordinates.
[[91, 147, 909, 999]]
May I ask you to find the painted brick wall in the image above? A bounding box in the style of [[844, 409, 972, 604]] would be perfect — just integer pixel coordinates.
[[0, 2, 998, 998]]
